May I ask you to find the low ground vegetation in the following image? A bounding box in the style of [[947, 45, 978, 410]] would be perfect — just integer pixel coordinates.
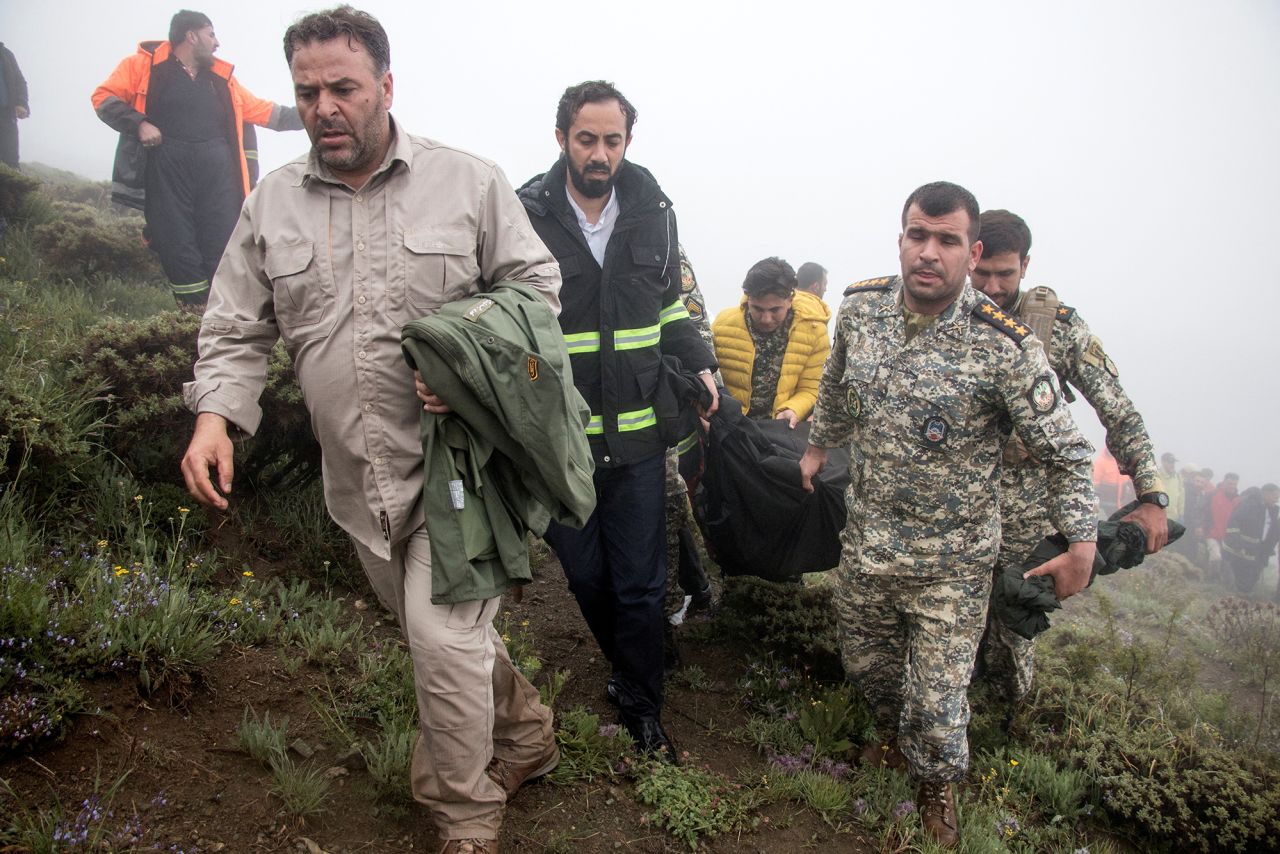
[[3, 167, 1279, 851]]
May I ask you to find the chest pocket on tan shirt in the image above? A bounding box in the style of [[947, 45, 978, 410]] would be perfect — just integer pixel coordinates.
[[265, 240, 335, 343], [401, 226, 480, 313]]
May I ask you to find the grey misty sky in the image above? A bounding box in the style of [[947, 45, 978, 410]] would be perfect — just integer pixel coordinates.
[[3, 0, 1277, 485]]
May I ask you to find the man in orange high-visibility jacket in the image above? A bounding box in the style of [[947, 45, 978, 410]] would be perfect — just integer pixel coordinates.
[[92, 10, 301, 309]]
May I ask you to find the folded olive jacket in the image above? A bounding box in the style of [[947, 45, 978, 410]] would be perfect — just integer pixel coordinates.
[[401, 281, 596, 604]]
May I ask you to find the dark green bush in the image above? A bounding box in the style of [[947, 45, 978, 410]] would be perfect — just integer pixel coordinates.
[[0, 164, 43, 225], [1079, 720, 1280, 852], [31, 201, 161, 281], [715, 576, 842, 678], [68, 311, 319, 488]]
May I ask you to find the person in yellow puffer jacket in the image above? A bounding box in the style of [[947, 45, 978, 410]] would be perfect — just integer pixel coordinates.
[[712, 257, 831, 427]]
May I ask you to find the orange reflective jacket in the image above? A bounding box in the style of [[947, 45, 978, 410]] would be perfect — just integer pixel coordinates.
[[92, 40, 298, 209]]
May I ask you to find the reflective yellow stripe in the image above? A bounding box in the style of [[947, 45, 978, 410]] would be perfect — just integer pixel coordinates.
[[171, 279, 209, 295], [675, 430, 699, 455], [658, 299, 690, 327], [585, 415, 604, 435], [616, 407, 657, 432], [564, 331, 601, 354], [613, 323, 660, 351]]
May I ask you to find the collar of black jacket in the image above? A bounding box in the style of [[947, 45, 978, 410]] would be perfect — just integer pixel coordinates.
[[517, 156, 671, 220]]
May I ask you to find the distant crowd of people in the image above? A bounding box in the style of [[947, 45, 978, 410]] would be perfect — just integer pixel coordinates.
[[1095, 449, 1279, 596]]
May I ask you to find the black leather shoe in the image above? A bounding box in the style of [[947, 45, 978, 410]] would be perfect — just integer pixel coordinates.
[[605, 675, 622, 707], [622, 713, 679, 764]]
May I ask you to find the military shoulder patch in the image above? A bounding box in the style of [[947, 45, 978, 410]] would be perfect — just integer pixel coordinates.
[[1054, 304, 1077, 322], [685, 295, 705, 322], [1081, 335, 1118, 377], [972, 299, 1032, 344], [1027, 373, 1058, 414], [843, 276, 894, 297]]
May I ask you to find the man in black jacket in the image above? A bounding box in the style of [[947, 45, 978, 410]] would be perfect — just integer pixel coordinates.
[[519, 81, 718, 760], [0, 42, 29, 170], [1224, 484, 1280, 594]]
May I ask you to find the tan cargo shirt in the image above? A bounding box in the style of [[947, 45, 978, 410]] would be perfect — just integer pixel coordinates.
[[183, 121, 561, 559]]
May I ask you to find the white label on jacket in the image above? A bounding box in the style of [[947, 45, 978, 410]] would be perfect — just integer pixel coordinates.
[[448, 479, 465, 510]]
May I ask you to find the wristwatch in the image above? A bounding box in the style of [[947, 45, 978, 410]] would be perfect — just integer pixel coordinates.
[[1138, 491, 1169, 508]]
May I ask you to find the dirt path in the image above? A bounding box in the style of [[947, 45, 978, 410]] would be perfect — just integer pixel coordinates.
[[2, 557, 859, 853]]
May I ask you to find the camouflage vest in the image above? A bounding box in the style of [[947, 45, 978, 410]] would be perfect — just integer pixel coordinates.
[[1003, 286, 1064, 466]]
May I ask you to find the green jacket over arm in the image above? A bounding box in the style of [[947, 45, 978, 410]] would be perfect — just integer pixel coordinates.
[[401, 281, 597, 605]]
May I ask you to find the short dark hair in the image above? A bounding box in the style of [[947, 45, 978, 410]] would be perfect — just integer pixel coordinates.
[[284, 5, 390, 76], [901, 181, 980, 243], [979, 209, 1033, 260], [797, 262, 827, 290], [555, 81, 637, 136], [1225, 472, 1240, 481], [743, 257, 797, 300], [170, 10, 212, 45], [1263, 483, 1280, 494]]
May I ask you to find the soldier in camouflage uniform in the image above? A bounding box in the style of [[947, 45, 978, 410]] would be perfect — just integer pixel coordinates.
[[970, 210, 1169, 703], [664, 246, 715, 621], [799, 182, 1099, 848]]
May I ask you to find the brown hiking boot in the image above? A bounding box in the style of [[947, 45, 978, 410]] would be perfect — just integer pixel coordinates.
[[486, 739, 560, 800], [858, 739, 908, 772], [439, 840, 497, 854], [917, 780, 959, 848]]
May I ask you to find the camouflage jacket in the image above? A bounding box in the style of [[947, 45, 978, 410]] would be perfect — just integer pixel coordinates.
[[1010, 289, 1161, 496], [677, 246, 715, 350], [811, 276, 1098, 577]]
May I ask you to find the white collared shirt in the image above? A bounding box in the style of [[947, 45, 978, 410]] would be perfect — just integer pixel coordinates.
[[566, 188, 620, 267]]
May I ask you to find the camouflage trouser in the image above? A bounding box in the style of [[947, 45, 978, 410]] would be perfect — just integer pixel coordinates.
[[833, 566, 991, 783], [981, 462, 1054, 702], [664, 449, 709, 609]]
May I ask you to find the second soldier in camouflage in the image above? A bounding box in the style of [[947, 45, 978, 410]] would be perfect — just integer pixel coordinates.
[[970, 210, 1169, 703]]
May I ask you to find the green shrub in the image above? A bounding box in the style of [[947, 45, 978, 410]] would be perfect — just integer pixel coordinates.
[[31, 201, 160, 282], [67, 312, 319, 487], [715, 576, 842, 677], [548, 707, 633, 784], [0, 163, 43, 224], [1079, 719, 1280, 852], [634, 761, 761, 849]]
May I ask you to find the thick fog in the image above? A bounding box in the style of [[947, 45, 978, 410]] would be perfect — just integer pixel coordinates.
[[3, 0, 1277, 485]]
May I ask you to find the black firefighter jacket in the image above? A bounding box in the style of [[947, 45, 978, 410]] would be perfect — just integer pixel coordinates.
[[518, 158, 716, 469], [401, 282, 597, 605]]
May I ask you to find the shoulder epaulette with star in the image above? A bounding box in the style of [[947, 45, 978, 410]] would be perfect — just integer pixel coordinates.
[[1054, 304, 1076, 322], [843, 276, 894, 297], [973, 299, 1032, 344]]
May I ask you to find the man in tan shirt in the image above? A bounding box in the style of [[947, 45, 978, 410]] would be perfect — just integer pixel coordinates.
[[179, 8, 560, 852]]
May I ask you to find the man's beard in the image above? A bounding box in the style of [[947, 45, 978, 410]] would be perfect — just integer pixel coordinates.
[[314, 104, 387, 174], [567, 156, 619, 199]]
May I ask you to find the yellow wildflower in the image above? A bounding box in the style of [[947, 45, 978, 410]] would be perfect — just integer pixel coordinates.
[[133, 494, 143, 502], [114, 567, 129, 577], [229, 597, 241, 606], [96, 539, 109, 549], [1009, 759, 1019, 767], [178, 507, 190, 514], [242, 570, 254, 578]]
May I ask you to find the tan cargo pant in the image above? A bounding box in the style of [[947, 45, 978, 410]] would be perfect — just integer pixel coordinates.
[[355, 525, 553, 840]]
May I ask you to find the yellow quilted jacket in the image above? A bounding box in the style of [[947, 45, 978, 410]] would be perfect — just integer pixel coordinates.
[[712, 290, 831, 419]]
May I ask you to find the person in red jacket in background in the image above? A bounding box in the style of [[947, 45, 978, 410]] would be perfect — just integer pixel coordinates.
[[1207, 473, 1241, 582]]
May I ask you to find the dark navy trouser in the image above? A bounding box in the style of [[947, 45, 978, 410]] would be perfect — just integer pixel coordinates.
[[144, 136, 241, 302], [544, 451, 667, 717]]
